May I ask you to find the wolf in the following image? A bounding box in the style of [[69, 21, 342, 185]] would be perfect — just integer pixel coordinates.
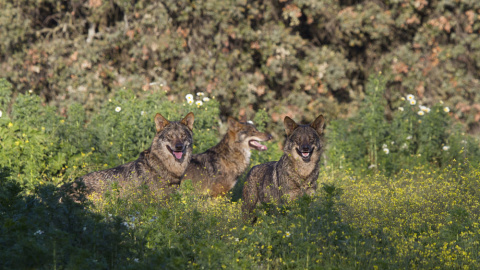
[[242, 114, 325, 219], [182, 117, 272, 197], [65, 112, 194, 201]]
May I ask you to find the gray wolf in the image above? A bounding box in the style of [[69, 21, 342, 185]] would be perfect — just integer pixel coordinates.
[[65, 112, 194, 201], [242, 114, 325, 219], [183, 117, 272, 197]]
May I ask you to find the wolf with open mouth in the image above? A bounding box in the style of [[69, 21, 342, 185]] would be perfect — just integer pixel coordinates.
[[65, 112, 194, 201], [183, 117, 272, 197], [242, 114, 325, 220]]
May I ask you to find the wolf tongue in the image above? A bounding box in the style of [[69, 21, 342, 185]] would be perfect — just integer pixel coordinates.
[[250, 141, 267, 150], [302, 152, 309, 157], [173, 151, 183, 159]]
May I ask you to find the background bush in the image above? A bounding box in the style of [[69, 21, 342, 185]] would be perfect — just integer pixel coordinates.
[[1, 0, 480, 136]]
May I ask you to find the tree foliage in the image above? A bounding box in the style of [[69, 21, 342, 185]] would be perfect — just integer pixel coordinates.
[[1, 0, 480, 132]]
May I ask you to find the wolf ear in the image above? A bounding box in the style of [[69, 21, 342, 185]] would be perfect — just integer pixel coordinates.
[[228, 117, 241, 131], [284, 116, 298, 136], [310, 115, 326, 135], [155, 113, 170, 133], [180, 112, 195, 131]]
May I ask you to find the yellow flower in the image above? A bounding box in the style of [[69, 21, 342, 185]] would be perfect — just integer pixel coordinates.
[[8, 122, 13, 127], [444, 107, 450, 113]]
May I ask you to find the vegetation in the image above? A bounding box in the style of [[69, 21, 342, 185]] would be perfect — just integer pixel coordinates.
[[1, 0, 480, 135], [1, 76, 480, 269]]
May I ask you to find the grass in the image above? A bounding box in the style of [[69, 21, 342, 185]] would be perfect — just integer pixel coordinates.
[[3, 161, 480, 269]]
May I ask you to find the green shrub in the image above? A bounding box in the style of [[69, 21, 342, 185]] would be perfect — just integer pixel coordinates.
[[326, 74, 480, 175]]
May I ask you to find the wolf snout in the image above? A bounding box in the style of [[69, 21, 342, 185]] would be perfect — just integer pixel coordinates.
[[267, 134, 273, 140], [174, 142, 185, 152], [301, 145, 311, 152]]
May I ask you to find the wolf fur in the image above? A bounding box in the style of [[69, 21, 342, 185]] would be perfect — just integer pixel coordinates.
[[242, 114, 325, 219], [183, 117, 272, 197], [65, 112, 194, 201]]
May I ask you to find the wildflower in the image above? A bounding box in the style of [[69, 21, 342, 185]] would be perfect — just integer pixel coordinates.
[[368, 164, 376, 169], [28, 89, 33, 93], [398, 107, 404, 112], [187, 99, 194, 105], [400, 97, 405, 101], [444, 107, 450, 113], [34, 230, 44, 235], [0, 110, 2, 117], [185, 94, 194, 101], [196, 92, 204, 96], [141, 111, 145, 116], [134, 258, 139, 263], [195, 100, 203, 106], [382, 144, 388, 149], [285, 231, 291, 237], [383, 148, 390, 154], [203, 97, 210, 102], [410, 99, 416, 105], [419, 105, 430, 113], [235, 238, 239, 242], [83, 226, 87, 231], [406, 135, 412, 140], [401, 143, 408, 149], [391, 141, 395, 145], [115, 106, 121, 112], [8, 122, 13, 128], [417, 111, 424, 116], [406, 94, 415, 100], [443, 146, 450, 151]]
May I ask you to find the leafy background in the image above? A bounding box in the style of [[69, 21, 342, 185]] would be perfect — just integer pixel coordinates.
[[1, 0, 480, 135]]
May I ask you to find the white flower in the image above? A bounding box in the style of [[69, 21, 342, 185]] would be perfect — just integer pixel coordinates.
[[285, 231, 291, 237], [134, 258, 139, 263], [383, 148, 390, 154], [444, 107, 450, 113], [417, 111, 424, 116], [115, 106, 121, 112], [83, 226, 86, 231], [443, 146, 450, 151], [401, 143, 408, 149], [382, 144, 388, 149], [391, 141, 395, 145], [0, 110, 2, 118], [196, 92, 204, 96], [398, 107, 404, 112], [34, 230, 44, 235], [368, 164, 376, 169], [419, 105, 430, 113], [410, 99, 416, 105], [235, 238, 239, 242], [202, 97, 210, 102], [187, 99, 194, 105], [406, 94, 415, 101], [185, 94, 194, 101], [195, 100, 203, 106], [141, 111, 145, 116], [406, 135, 412, 140]]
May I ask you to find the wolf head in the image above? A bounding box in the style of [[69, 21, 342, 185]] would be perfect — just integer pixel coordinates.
[[227, 117, 273, 152], [283, 115, 325, 164], [150, 112, 194, 176]]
